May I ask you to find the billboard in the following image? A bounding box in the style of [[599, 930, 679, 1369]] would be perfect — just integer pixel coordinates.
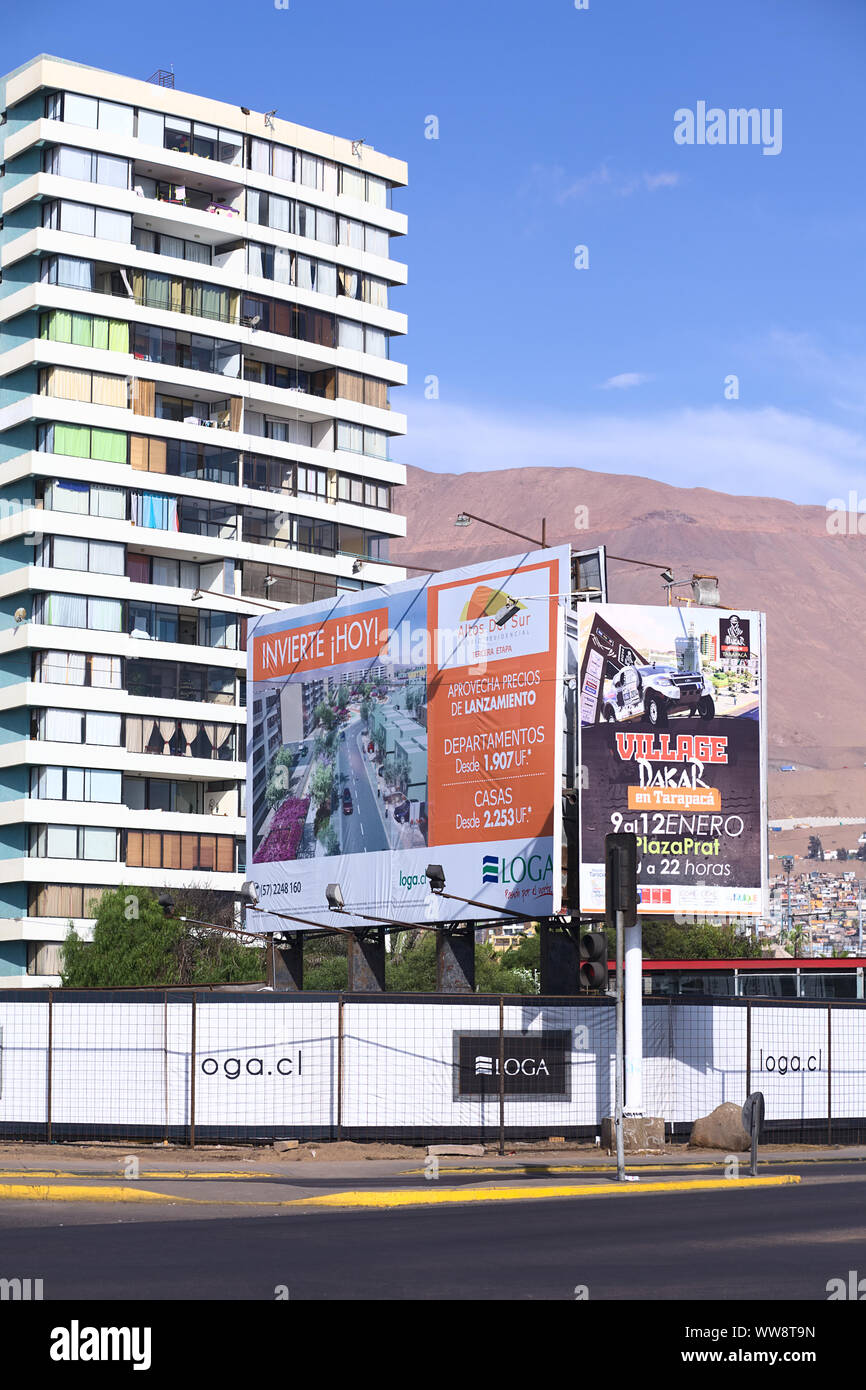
[[572, 603, 767, 918], [246, 547, 568, 929]]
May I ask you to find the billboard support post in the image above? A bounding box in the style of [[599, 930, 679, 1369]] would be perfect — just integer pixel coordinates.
[[624, 920, 643, 1114], [347, 928, 387, 992], [436, 924, 476, 993], [267, 933, 304, 993]]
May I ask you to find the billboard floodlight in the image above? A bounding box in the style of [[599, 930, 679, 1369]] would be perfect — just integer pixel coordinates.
[[326, 883, 345, 910], [426, 864, 446, 894]]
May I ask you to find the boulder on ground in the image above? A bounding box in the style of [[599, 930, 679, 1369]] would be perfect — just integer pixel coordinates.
[[689, 1102, 750, 1152]]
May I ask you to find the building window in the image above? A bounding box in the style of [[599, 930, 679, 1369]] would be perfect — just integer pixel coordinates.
[[37, 535, 125, 577], [29, 884, 110, 918], [43, 145, 131, 189], [41, 310, 130, 353], [42, 198, 131, 242], [31, 767, 122, 803], [30, 824, 120, 861], [33, 650, 122, 689], [125, 830, 236, 871], [37, 423, 128, 464], [34, 593, 124, 633]]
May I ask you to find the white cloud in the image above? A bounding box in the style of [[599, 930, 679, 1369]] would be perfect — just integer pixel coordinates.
[[555, 164, 681, 202], [599, 372, 652, 391], [394, 400, 866, 505]]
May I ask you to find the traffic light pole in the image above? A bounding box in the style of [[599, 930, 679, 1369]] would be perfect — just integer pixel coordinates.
[[624, 917, 643, 1114], [614, 907, 625, 1182]]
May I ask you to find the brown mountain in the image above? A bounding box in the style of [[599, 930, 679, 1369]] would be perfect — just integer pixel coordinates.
[[391, 464, 866, 820]]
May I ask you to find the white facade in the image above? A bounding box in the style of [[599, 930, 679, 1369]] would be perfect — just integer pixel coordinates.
[[0, 56, 407, 984]]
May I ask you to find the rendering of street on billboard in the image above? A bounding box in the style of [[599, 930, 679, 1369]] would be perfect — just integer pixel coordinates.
[[575, 603, 768, 918], [246, 546, 567, 929]]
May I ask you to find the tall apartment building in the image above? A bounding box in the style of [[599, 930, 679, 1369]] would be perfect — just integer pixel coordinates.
[[0, 56, 407, 986]]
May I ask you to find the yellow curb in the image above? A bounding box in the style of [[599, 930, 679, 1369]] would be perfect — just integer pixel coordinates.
[[0, 1170, 279, 1181], [0, 1183, 195, 1204], [405, 1163, 727, 1176], [289, 1174, 802, 1209]]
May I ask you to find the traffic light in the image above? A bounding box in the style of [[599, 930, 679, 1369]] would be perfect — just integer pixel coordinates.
[[580, 931, 608, 991], [605, 831, 638, 927]]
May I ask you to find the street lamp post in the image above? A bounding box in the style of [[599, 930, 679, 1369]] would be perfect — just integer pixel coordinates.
[[454, 511, 548, 549]]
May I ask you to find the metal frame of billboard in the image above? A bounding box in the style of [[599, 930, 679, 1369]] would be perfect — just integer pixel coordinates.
[[245, 546, 570, 932], [572, 603, 769, 922]]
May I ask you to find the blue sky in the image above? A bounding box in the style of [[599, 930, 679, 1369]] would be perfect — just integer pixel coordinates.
[[5, 0, 865, 502]]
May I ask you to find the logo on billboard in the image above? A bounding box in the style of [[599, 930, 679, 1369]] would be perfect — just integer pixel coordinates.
[[455, 1031, 572, 1100], [480, 852, 553, 886], [482, 855, 499, 884], [459, 586, 526, 623], [720, 614, 750, 660]]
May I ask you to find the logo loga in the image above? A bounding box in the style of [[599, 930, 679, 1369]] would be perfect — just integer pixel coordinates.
[[481, 853, 553, 886], [474, 1055, 494, 1076]]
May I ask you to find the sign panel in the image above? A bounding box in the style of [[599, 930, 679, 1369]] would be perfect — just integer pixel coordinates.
[[246, 547, 568, 928], [574, 604, 767, 918]]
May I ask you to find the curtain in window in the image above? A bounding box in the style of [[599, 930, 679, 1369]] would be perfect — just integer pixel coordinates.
[[184, 241, 209, 264], [43, 593, 87, 627], [364, 378, 388, 410], [365, 227, 389, 258], [134, 228, 157, 254], [316, 262, 337, 297], [338, 269, 359, 299], [43, 368, 89, 401], [151, 557, 178, 587], [46, 480, 89, 515], [158, 720, 175, 755], [53, 424, 90, 458], [295, 255, 315, 292], [44, 310, 74, 343], [92, 373, 128, 408], [160, 234, 184, 260], [89, 598, 123, 631], [61, 201, 95, 236], [272, 145, 293, 181], [96, 153, 129, 189], [132, 378, 155, 415], [273, 247, 292, 285], [269, 196, 291, 233], [367, 176, 387, 208], [83, 827, 117, 860], [44, 708, 82, 742], [90, 429, 126, 463], [338, 319, 364, 352], [65, 93, 98, 127], [85, 711, 121, 745], [250, 139, 270, 173], [52, 536, 88, 571], [108, 319, 129, 353], [91, 484, 125, 519], [300, 153, 320, 188], [365, 327, 387, 357], [95, 208, 131, 242], [90, 654, 121, 688], [211, 724, 233, 753], [341, 167, 365, 201], [125, 718, 143, 753], [337, 371, 364, 404], [99, 102, 134, 138], [89, 541, 124, 576], [181, 721, 199, 756]]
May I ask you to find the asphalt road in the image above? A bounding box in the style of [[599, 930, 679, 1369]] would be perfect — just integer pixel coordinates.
[[2, 1171, 865, 1301], [337, 720, 388, 854]]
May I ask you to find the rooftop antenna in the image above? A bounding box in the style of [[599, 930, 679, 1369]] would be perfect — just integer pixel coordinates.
[[352, 138, 366, 157], [147, 67, 175, 88], [264, 109, 277, 129]]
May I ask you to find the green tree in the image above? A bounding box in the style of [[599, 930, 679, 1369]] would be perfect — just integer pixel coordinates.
[[314, 700, 335, 731], [61, 886, 264, 988], [309, 760, 335, 810], [807, 835, 824, 861], [318, 822, 340, 856]]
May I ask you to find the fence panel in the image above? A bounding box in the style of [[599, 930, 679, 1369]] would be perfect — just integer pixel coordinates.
[[1, 992, 866, 1145]]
